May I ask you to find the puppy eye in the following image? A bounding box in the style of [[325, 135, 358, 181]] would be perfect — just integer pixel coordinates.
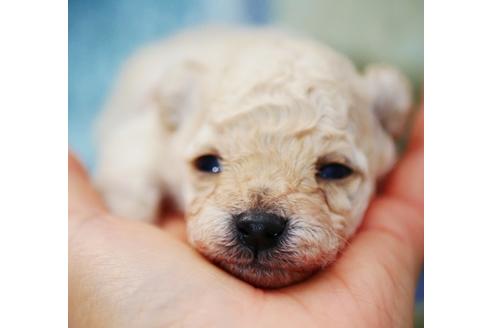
[[317, 163, 353, 180], [194, 155, 222, 174]]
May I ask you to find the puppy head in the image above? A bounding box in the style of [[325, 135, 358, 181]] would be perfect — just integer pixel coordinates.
[[174, 59, 412, 288]]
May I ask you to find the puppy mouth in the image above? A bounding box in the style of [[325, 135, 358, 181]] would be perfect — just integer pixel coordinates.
[[209, 253, 326, 288], [215, 258, 321, 288], [214, 256, 320, 272]]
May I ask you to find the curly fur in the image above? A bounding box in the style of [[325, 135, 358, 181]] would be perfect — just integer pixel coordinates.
[[94, 27, 412, 288]]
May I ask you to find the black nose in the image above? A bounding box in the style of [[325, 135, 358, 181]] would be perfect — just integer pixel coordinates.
[[235, 211, 287, 252]]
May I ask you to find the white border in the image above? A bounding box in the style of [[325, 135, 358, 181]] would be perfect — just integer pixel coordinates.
[[0, 1, 67, 326], [3, 0, 492, 326], [426, 0, 492, 326]]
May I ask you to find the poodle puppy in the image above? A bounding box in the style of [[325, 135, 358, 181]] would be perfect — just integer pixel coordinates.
[[94, 28, 412, 288]]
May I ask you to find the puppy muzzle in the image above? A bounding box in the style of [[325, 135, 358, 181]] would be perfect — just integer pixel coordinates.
[[234, 210, 287, 253]]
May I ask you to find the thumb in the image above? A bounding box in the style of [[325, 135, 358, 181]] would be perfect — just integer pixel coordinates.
[[68, 152, 106, 221]]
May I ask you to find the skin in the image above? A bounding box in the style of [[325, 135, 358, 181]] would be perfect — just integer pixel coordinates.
[[69, 108, 423, 327]]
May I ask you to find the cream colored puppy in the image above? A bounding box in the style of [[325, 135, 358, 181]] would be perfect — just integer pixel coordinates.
[[94, 28, 412, 288]]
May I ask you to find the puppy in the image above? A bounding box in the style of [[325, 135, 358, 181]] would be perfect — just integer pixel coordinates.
[[94, 28, 412, 288]]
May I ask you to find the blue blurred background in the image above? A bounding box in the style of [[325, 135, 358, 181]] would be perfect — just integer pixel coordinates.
[[69, 0, 423, 321]]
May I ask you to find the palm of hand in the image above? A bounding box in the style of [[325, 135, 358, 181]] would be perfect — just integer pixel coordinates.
[[69, 111, 423, 328]]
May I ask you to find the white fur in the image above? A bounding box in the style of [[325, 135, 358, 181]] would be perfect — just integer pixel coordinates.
[[94, 27, 412, 287]]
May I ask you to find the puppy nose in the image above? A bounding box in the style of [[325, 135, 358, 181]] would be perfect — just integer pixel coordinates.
[[235, 211, 287, 252]]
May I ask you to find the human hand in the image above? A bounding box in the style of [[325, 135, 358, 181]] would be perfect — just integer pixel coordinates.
[[69, 108, 423, 327]]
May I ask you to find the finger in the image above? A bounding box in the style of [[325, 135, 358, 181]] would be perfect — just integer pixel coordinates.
[[358, 103, 424, 271], [408, 104, 424, 151], [383, 104, 424, 209], [384, 148, 424, 210], [360, 196, 423, 276], [363, 102, 423, 260], [68, 152, 106, 218]]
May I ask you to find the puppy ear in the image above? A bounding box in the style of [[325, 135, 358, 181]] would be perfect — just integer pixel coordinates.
[[363, 64, 413, 138], [155, 62, 205, 132]]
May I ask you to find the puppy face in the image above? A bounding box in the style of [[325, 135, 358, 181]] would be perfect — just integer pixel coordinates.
[[178, 66, 411, 288]]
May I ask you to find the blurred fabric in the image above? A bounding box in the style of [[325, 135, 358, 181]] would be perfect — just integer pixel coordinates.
[[69, 0, 422, 166], [69, 0, 268, 166]]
